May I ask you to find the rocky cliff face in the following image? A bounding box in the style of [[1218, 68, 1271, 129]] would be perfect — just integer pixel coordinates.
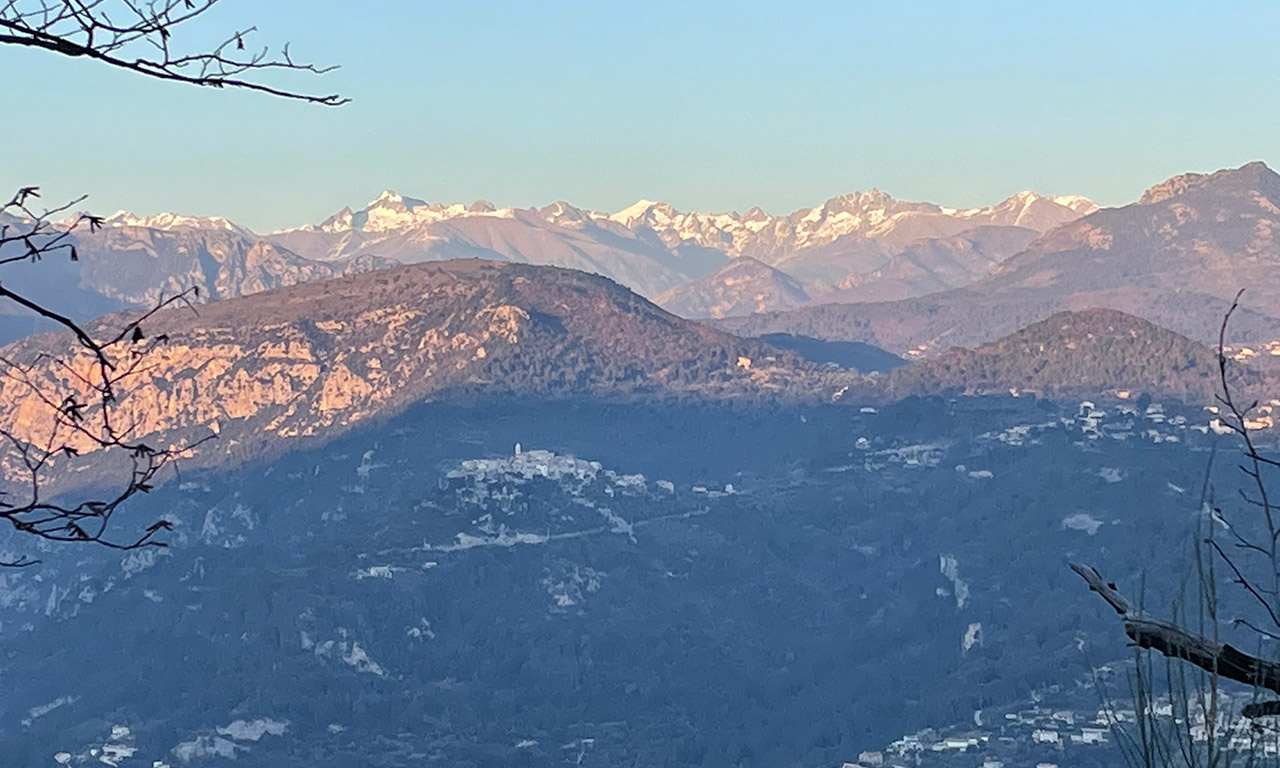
[[0, 260, 843, 480]]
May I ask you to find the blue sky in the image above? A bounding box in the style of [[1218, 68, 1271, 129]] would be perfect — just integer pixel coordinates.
[[2, 0, 1277, 232]]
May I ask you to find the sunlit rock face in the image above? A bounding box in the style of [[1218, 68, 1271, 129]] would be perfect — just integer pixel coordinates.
[[0, 259, 841, 482]]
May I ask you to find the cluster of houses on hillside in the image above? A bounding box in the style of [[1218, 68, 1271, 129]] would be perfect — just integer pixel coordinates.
[[842, 703, 1115, 768], [845, 397, 1280, 481], [842, 689, 1280, 768], [978, 399, 1279, 453], [1224, 340, 1280, 363]]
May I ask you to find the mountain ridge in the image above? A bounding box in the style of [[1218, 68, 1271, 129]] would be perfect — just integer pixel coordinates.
[[0, 260, 855, 487], [717, 161, 1280, 353], [93, 186, 1098, 303]]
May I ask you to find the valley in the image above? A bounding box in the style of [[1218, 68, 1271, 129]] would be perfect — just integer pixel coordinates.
[[0, 397, 1256, 766], [2, 163, 1280, 768]]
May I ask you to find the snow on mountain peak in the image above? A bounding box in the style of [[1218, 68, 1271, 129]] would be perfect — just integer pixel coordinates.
[[951, 190, 1099, 229], [368, 189, 417, 208], [273, 184, 1098, 265], [1051, 195, 1100, 213], [610, 199, 663, 226], [365, 189, 431, 214], [537, 200, 597, 228], [293, 192, 519, 234], [102, 210, 255, 237]]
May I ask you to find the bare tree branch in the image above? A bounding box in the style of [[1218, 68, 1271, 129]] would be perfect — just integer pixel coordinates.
[[1072, 562, 1280, 718], [0, 2, 341, 565], [0, 0, 347, 105], [1073, 291, 1280, 728]]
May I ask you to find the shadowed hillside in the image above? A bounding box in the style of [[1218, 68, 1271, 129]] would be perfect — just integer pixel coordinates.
[[885, 308, 1262, 401]]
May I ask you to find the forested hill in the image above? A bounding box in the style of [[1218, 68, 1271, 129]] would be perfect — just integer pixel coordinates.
[[0, 259, 857, 482], [884, 308, 1261, 402]]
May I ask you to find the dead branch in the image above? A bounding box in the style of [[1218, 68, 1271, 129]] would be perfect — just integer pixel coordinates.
[[1072, 562, 1280, 717]]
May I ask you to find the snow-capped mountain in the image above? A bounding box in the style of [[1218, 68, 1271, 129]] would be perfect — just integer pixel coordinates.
[[302, 191, 512, 234], [257, 187, 1096, 299], [50, 186, 1097, 323], [266, 192, 710, 297], [716, 162, 1280, 355], [103, 210, 257, 239], [607, 189, 1096, 263]]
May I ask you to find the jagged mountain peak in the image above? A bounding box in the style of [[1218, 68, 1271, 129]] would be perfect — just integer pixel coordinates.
[[956, 190, 1100, 228], [539, 200, 588, 219], [313, 205, 356, 232], [367, 189, 427, 210], [826, 187, 895, 206], [305, 192, 515, 234], [804, 189, 909, 221]]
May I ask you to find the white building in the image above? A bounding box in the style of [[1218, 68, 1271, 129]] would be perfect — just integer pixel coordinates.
[[1032, 729, 1061, 745]]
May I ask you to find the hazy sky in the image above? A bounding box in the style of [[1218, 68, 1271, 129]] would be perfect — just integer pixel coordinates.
[[2, 0, 1277, 232]]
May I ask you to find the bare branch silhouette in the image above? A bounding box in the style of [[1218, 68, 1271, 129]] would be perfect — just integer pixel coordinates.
[[0, 1, 343, 564], [1075, 289, 1280, 727], [0, 0, 347, 105]]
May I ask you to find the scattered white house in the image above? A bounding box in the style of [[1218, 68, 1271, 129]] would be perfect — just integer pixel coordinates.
[[945, 736, 981, 751], [1209, 418, 1235, 435], [1032, 729, 1061, 745]]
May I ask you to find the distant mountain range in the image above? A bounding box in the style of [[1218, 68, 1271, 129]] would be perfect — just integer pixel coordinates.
[[719, 162, 1280, 352], [0, 184, 1099, 342], [3, 162, 1278, 390]]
